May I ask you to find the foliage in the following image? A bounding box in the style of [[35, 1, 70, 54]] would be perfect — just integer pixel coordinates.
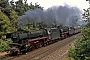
[[0, 0, 18, 32], [1, 7, 18, 31], [22, 22, 47, 30], [0, 9, 13, 52], [69, 26, 90, 60], [10, 0, 43, 16], [0, 39, 12, 52], [0, 0, 9, 8], [0, 10, 12, 35], [69, 0, 90, 59], [82, 8, 90, 25]]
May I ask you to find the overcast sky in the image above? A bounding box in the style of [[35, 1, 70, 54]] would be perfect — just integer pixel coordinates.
[[14, 0, 89, 10]]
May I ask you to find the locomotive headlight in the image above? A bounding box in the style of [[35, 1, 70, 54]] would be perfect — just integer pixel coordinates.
[[26, 44, 30, 47], [26, 45, 28, 47], [61, 29, 63, 31]]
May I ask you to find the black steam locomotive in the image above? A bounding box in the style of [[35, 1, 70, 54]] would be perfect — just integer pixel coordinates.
[[6, 26, 80, 55]]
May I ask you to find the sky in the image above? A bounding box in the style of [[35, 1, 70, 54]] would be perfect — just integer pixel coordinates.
[[28, 0, 89, 10], [14, 0, 89, 10]]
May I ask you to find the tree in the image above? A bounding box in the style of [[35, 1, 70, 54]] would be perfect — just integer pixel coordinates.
[[1, 7, 18, 31], [69, 27, 90, 60], [0, 0, 9, 8], [0, 0, 18, 31], [68, 0, 90, 60], [0, 0, 18, 52], [0, 10, 12, 35], [82, 8, 90, 27], [10, 0, 43, 16]]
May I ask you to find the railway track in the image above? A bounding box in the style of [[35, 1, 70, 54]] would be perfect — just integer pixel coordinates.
[[0, 33, 81, 60], [28, 33, 81, 60]]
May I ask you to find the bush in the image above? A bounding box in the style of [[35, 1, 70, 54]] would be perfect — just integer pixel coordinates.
[[0, 39, 12, 52], [69, 26, 90, 60]]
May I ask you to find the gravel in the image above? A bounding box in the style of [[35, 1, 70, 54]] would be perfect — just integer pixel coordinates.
[[40, 44, 69, 60]]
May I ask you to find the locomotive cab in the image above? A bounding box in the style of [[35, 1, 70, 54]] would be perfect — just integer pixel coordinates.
[[45, 27, 61, 40], [50, 28, 60, 40]]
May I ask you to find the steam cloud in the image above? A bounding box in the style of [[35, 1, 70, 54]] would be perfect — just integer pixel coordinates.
[[17, 4, 81, 28]]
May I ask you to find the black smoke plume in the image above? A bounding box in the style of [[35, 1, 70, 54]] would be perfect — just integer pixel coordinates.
[[18, 4, 81, 28]]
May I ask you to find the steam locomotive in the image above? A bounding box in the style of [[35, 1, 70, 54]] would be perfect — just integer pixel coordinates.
[[6, 26, 81, 55]]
